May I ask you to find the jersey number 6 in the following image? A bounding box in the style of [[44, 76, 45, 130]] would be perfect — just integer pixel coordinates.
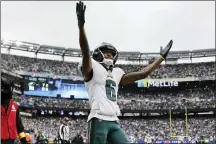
[[105, 79, 117, 102]]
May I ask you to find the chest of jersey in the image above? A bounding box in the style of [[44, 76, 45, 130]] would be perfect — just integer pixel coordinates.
[[93, 62, 119, 86], [90, 62, 123, 102]]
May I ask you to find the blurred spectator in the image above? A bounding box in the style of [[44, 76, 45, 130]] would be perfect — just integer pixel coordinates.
[[1, 54, 77, 76], [13, 87, 215, 110], [21, 116, 215, 143], [1, 54, 215, 78], [2, 53, 215, 143]]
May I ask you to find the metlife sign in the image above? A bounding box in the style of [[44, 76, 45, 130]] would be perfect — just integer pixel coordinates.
[[147, 80, 178, 87], [137, 79, 179, 88]]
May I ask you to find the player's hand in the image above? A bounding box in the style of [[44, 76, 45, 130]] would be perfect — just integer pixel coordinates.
[[160, 40, 173, 59], [76, 1, 86, 27]]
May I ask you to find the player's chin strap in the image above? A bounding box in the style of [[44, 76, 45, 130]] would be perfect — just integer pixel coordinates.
[[101, 58, 113, 67], [99, 58, 114, 72]]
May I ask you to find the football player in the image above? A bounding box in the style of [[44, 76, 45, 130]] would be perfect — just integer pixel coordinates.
[[76, 1, 173, 144]]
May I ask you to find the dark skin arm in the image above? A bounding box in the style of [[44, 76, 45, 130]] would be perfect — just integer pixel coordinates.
[[120, 40, 173, 85], [16, 107, 25, 134], [79, 26, 92, 81], [120, 56, 164, 85], [16, 106, 28, 143], [77, 1, 92, 81]]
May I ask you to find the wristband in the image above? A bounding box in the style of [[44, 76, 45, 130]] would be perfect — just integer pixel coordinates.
[[160, 55, 165, 60]]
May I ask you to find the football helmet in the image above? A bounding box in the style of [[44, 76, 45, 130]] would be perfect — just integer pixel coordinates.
[[92, 42, 118, 68]]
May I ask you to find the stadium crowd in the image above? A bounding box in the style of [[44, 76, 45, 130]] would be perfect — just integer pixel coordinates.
[[21, 116, 215, 143], [14, 87, 215, 110], [2, 53, 215, 143], [1, 54, 78, 75], [14, 87, 215, 143], [1, 53, 215, 78]]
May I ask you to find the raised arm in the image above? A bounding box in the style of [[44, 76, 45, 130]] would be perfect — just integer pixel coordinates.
[[76, 1, 92, 81], [120, 40, 173, 85]]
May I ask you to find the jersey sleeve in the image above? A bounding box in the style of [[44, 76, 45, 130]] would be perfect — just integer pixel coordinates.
[[77, 58, 101, 83], [114, 68, 125, 86]]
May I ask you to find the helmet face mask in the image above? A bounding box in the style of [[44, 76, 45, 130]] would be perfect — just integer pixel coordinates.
[[92, 42, 118, 68]]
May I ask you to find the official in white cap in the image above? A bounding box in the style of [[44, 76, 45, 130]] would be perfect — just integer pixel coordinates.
[[58, 117, 70, 144]]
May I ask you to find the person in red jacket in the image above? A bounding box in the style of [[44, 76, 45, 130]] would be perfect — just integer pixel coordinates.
[[1, 76, 27, 144]]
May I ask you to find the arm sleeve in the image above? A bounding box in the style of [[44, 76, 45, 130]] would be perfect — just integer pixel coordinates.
[[116, 68, 126, 86], [78, 59, 94, 82], [16, 107, 25, 134]]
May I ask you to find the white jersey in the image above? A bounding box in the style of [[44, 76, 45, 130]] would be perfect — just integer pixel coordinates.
[[79, 59, 125, 122]]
